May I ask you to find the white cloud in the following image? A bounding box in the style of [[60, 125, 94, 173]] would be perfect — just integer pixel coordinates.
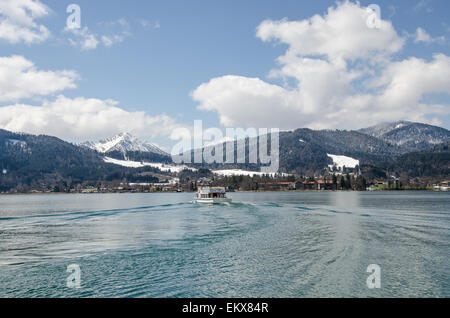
[[414, 27, 446, 44], [100, 18, 131, 46], [0, 55, 78, 102], [193, 75, 293, 128], [65, 19, 131, 51], [256, 1, 404, 64], [66, 27, 99, 50], [192, 1, 450, 130], [140, 19, 160, 30], [0, 0, 50, 44], [101, 32, 128, 47], [0, 95, 183, 141]]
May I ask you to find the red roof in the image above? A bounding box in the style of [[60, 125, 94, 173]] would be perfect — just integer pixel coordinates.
[[316, 180, 334, 184]]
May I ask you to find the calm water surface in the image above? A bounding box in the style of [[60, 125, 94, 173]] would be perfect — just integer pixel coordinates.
[[0, 191, 449, 297]]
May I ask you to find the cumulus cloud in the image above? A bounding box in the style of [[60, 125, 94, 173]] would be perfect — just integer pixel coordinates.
[[193, 75, 294, 128], [0, 55, 78, 102], [256, 1, 403, 65], [0, 95, 183, 141], [414, 27, 446, 44], [0, 55, 184, 141], [192, 1, 450, 130], [0, 0, 50, 44], [66, 27, 99, 51]]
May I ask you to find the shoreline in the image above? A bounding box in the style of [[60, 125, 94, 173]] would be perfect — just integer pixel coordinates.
[[0, 189, 444, 196]]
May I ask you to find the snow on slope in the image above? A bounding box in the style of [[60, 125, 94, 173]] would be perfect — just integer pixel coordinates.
[[327, 154, 360, 170], [104, 157, 288, 177], [82, 133, 168, 156], [104, 157, 196, 172], [103, 157, 144, 168], [358, 121, 413, 138]]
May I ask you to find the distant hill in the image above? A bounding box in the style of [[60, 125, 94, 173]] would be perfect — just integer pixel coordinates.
[[387, 141, 450, 178], [359, 121, 450, 151], [190, 128, 405, 175], [0, 129, 103, 191], [188, 122, 450, 177], [1, 120, 450, 191], [281, 128, 404, 168]]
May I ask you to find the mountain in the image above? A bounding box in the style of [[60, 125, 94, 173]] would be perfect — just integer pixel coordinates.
[[0, 129, 103, 170], [1, 120, 449, 192], [190, 128, 405, 175], [81, 132, 168, 156], [388, 141, 450, 178], [80, 132, 171, 163], [0, 129, 165, 192], [190, 122, 450, 177], [0, 129, 103, 191], [359, 121, 450, 151]]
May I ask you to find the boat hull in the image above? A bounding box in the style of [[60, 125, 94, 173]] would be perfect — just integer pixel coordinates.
[[194, 198, 232, 204]]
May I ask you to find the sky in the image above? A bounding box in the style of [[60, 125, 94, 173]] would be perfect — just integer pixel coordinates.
[[0, 0, 449, 150]]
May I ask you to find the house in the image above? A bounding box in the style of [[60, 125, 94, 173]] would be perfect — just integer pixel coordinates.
[[197, 177, 212, 186], [300, 181, 316, 190], [316, 179, 337, 190], [81, 187, 98, 193], [288, 181, 311, 190]]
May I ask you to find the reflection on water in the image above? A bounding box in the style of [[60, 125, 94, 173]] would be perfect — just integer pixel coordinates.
[[0, 192, 449, 297]]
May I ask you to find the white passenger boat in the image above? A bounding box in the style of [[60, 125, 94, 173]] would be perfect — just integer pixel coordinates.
[[194, 187, 232, 204]]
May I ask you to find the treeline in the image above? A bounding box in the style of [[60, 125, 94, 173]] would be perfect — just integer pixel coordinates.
[[179, 168, 368, 191]]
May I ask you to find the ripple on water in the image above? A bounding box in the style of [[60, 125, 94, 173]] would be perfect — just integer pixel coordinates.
[[0, 192, 449, 297]]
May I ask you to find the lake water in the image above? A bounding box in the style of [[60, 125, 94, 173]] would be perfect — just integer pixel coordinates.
[[0, 192, 449, 298]]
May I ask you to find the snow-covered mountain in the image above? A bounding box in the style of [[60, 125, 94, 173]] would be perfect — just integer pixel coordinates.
[[359, 121, 412, 138], [359, 121, 450, 151], [80, 133, 169, 156]]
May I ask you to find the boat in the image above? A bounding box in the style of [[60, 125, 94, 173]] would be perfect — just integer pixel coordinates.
[[194, 187, 232, 204]]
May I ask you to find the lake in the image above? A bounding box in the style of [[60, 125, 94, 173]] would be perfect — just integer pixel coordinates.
[[0, 191, 449, 297]]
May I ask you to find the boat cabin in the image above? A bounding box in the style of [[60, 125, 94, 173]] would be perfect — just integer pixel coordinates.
[[197, 187, 227, 199]]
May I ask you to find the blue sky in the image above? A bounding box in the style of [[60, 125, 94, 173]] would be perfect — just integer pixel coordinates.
[[0, 0, 449, 148]]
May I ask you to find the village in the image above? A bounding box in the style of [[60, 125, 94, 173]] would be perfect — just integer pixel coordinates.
[[65, 175, 450, 194]]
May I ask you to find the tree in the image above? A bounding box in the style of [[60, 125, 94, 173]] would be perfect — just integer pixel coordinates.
[[345, 174, 352, 190], [332, 174, 337, 185], [340, 177, 346, 190], [355, 176, 367, 191]]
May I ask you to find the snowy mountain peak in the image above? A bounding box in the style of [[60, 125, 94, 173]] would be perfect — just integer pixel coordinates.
[[358, 121, 450, 151], [359, 121, 413, 138], [80, 133, 169, 156]]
